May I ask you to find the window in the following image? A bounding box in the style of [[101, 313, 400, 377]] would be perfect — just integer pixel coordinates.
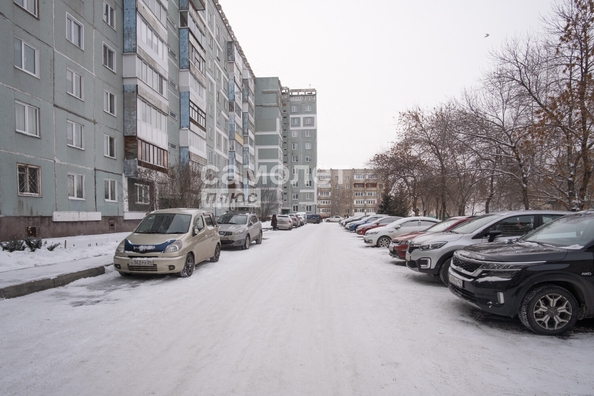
[[305, 130, 312, 137], [68, 173, 84, 199], [66, 13, 84, 49], [292, 143, 298, 150], [292, 130, 298, 138], [189, 101, 206, 130], [140, 140, 167, 168], [66, 69, 83, 99], [138, 57, 165, 95], [290, 118, 300, 127], [14, 37, 38, 77], [304, 104, 313, 112], [15, 101, 39, 137], [104, 134, 115, 158], [104, 90, 115, 115], [292, 193, 299, 200], [305, 142, 312, 150], [305, 155, 312, 162], [17, 164, 40, 196], [291, 105, 298, 113], [14, 0, 37, 16], [135, 184, 150, 204], [305, 180, 312, 187], [291, 180, 298, 187], [292, 155, 298, 163], [102, 43, 115, 71], [67, 121, 83, 149], [104, 179, 117, 201], [103, 2, 115, 29], [304, 117, 314, 126], [292, 205, 299, 212]]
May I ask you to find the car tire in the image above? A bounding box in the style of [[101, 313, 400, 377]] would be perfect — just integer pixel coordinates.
[[179, 253, 195, 278], [242, 235, 251, 250], [118, 271, 130, 277], [519, 285, 579, 336], [439, 257, 452, 286], [256, 231, 263, 244], [377, 236, 391, 248], [210, 244, 220, 262]]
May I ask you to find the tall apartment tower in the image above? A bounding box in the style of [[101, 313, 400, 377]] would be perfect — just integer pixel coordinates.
[[282, 88, 317, 215], [254, 77, 284, 214]]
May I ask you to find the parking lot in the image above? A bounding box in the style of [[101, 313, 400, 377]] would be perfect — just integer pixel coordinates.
[[1, 222, 593, 395]]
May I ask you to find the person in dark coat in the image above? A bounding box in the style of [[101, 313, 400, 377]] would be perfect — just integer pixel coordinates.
[[271, 214, 278, 231]]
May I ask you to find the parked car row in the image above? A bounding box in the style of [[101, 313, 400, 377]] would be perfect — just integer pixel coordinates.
[[114, 209, 264, 278], [340, 210, 594, 336]]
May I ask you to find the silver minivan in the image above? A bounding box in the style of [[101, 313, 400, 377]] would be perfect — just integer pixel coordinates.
[[113, 208, 220, 278]]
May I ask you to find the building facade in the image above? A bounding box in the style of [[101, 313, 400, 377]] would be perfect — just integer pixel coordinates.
[[282, 88, 317, 214], [316, 169, 382, 217], [0, 0, 310, 241]]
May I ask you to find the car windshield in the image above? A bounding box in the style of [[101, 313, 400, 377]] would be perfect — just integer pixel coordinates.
[[427, 217, 468, 233], [522, 213, 594, 248], [450, 214, 499, 234], [218, 214, 248, 225], [135, 213, 191, 234]]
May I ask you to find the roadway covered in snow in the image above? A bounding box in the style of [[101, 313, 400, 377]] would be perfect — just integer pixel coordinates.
[[1, 222, 593, 395]]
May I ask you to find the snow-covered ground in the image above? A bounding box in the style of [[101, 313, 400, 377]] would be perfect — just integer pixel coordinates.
[[0, 222, 593, 396]]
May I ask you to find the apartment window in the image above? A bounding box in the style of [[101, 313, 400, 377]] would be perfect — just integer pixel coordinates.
[[17, 164, 40, 196], [304, 117, 314, 126], [292, 205, 299, 212], [66, 69, 83, 99], [304, 104, 313, 112], [290, 118, 300, 127], [305, 142, 312, 150], [67, 120, 83, 149], [292, 143, 298, 150], [103, 2, 115, 29], [15, 101, 39, 137], [291, 180, 298, 187], [68, 173, 85, 199], [291, 105, 298, 113], [189, 101, 206, 130], [140, 140, 167, 168], [292, 130, 298, 138], [292, 155, 298, 163], [305, 180, 312, 187], [102, 43, 115, 71], [103, 90, 115, 115], [305, 193, 312, 200], [135, 184, 150, 204], [104, 134, 115, 158], [305, 130, 312, 137], [138, 58, 165, 95], [292, 193, 299, 200], [14, 0, 38, 16], [14, 37, 39, 77], [66, 13, 84, 49], [104, 179, 117, 201], [305, 155, 312, 162]]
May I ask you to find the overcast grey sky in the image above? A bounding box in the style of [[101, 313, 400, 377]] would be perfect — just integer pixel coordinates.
[[220, 0, 557, 169]]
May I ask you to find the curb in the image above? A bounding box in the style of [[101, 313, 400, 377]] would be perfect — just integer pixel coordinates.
[[0, 265, 107, 299]]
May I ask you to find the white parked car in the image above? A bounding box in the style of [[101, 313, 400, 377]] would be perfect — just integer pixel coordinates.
[[325, 215, 343, 223], [363, 217, 440, 247]]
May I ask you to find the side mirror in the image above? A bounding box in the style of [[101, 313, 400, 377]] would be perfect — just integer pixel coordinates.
[[486, 230, 502, 243]]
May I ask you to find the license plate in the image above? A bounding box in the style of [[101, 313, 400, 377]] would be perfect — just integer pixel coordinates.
[[449, 273, 463, 288], [129, 258, 154, 266], [405, 252, 411, 261]]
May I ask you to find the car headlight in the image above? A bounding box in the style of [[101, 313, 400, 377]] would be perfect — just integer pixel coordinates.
[[478, 263, 521, 279], [233, 228, 246, 235], [419, 241, 447, 251], [164, 240, 183, 253], [116, 241, 125, 254], [366, 231, 377, 236], [398, 239, 411, 245]]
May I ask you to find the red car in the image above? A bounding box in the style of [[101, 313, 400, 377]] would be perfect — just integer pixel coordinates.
[[388, 216, 472, 260], [356, 216, 402, 235]]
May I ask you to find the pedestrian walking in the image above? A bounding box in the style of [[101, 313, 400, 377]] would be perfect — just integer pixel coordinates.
[[271, 214, 278, 231]]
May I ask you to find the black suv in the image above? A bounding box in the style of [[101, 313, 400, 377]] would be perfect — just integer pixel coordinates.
[[449, 211, 594, 335], [307, 214, 323, 224]]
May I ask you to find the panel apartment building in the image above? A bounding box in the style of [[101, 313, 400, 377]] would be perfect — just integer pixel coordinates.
[[0, 0, 306, 241], [317, 169, 383, 217]]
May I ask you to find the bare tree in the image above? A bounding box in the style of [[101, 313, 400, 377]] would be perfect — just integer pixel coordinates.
[[157, 161, 205, 209]]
